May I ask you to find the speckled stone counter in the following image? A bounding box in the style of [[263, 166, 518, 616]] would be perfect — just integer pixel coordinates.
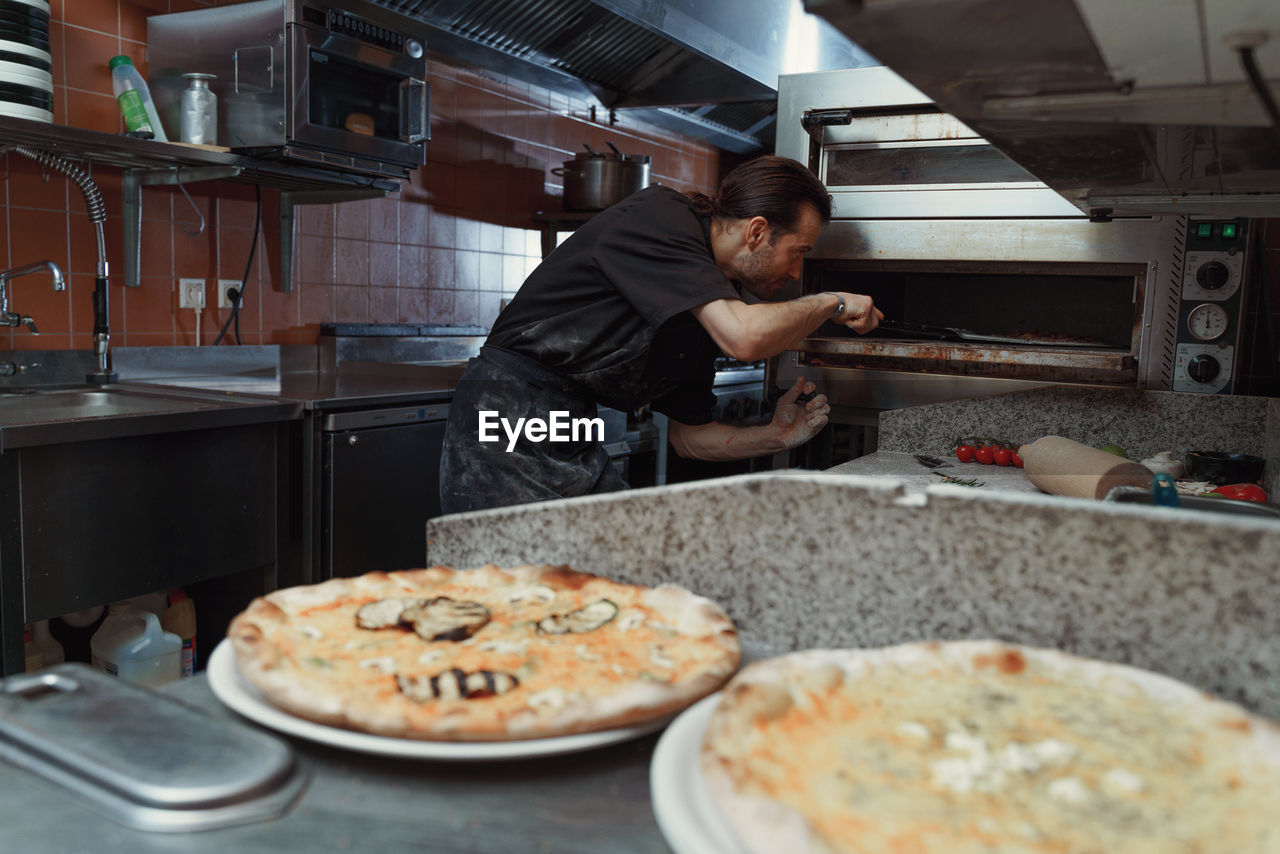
[[428, 472, 1280, 720], [877, 387, 1269, 464]]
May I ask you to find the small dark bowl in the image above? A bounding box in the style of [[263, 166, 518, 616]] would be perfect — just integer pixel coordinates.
[[1185, 450, 1265, 485]]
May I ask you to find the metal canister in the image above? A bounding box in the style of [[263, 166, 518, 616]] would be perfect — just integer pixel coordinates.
[[180, 73, 217, 145]]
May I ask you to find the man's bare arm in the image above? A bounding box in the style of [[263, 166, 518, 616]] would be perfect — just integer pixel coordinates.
[[691, 292, 880, 362]]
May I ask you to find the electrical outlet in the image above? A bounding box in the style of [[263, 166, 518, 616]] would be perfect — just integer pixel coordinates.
[[178, 278, 206, 309], [217, 279, 241, 309]]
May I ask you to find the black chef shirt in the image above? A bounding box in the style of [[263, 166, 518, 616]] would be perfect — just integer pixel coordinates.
[[485, 186, 740, 424]]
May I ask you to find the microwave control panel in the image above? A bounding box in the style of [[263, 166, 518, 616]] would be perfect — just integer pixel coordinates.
[[1173, 217, 1248, 394]]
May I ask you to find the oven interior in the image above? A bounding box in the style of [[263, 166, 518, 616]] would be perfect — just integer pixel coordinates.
[[807, 261, 1138, 347]]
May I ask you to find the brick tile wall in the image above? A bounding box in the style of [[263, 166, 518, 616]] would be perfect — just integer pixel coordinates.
[[0, 0, 721, 349]]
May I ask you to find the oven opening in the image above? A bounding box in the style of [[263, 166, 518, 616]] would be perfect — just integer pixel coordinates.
[[807, 262, 1138, 348], [308, 49, 402, 140]]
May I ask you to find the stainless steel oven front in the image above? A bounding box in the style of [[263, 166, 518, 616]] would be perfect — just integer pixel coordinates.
[[771, 66, 1192, 415], [148, 0, 430, 178]]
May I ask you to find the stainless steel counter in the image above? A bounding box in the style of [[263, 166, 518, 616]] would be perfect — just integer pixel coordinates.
[[0, 663, 737, 852]]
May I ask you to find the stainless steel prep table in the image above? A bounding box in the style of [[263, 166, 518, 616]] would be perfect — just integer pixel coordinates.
[[139, 362, 465, 584], [0, 673, 673, 853]]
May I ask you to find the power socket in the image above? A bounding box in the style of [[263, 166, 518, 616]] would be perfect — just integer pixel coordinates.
[[178, 278, 206, 309], [217, 279, 241, 309]]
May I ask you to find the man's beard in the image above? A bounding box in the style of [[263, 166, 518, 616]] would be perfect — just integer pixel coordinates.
[[735, 242, 780, 300]]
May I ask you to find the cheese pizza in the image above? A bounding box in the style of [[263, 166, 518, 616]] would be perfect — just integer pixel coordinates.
[[701, 641, 1280, 854], [228, 564, 740, 741]]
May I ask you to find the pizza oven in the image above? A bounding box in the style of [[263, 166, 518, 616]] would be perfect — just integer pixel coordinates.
[[770, 66, 1195, 415]]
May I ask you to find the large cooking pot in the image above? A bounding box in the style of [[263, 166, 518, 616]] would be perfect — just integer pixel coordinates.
[[553, 143, 651, 212]]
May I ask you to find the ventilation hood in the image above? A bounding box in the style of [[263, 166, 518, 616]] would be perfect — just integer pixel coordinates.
[[806, 0, 1280, 217], [367, 0, 873, 152]]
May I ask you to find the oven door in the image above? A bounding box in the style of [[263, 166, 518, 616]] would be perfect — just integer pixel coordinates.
[[289, 24, 429, 169], [819, 121, 1087, 219]]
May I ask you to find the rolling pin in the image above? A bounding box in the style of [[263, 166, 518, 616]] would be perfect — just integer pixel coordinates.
[[1019, 436, 1153, 500]]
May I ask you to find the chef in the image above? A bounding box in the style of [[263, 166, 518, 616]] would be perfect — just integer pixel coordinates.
[[439, 155, 882, 513]]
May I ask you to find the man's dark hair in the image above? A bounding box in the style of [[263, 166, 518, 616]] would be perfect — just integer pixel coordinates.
[[687, 155, 832, 236]]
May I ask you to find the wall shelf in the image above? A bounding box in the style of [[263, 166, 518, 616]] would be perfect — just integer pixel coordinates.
[[0, 116, 401, 292]]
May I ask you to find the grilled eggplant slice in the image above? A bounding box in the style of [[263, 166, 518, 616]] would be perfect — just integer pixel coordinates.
[[537, 599, 619, 634], [397, 669, 519, 701], [402, 597, 491, 642], [355, 597, 424, 630]]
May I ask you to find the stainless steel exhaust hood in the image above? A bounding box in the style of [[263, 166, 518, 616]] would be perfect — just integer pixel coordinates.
[[368, 0, 874, 152], [806, 0, 1280, 217]]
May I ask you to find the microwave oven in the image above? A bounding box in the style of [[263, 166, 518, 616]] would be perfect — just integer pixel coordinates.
[[147, 0, 430, 178]]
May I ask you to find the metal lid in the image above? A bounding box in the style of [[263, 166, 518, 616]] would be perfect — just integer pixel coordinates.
[[0, 665, 308, 831]]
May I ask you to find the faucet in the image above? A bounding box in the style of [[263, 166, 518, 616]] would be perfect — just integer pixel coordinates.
[[0, 260, 65, 334], [12, 147, 116, 384]]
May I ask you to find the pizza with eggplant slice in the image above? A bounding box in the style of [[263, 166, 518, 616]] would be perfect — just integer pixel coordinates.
[[229, 564, 741, 741]]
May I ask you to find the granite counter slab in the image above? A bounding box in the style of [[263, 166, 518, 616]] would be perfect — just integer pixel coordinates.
[[877, 386, 1269, 464], [428, 472, 1280, 720]]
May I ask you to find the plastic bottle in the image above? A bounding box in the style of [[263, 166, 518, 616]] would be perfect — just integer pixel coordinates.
[[161, 588, 198, 677], [90, 603, 182, 688], [108, 55, 168, 142], [32, 620, 64, 666]]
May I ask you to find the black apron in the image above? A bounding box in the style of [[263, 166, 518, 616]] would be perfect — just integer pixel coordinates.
[[439, 346, 628, 514]]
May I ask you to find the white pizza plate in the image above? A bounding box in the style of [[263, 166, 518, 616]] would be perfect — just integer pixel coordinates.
[[650, 693, 750, 854], [207, 639, 674, 761]]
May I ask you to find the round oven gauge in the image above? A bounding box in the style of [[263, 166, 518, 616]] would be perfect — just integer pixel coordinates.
[[1186, 303, 1229, 341]]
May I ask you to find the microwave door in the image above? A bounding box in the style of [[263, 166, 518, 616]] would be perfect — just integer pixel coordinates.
[[290, 26, 427, 167]]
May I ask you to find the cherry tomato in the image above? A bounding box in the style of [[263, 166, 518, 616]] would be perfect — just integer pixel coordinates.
[[974, 445, 995, 465], [955, 444, 974, 463], [1210, 483, 1269, 503], [993, 447, 1012, 467], [1010, 450, 1024, 468]]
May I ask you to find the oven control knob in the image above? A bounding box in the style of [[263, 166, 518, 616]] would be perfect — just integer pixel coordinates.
[[405, 38, 424, 59], [1196, 261, 1230, 290], [1186, 353, 1221, 384]]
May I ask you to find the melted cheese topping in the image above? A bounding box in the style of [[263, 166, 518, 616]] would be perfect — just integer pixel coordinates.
[[261, 575, 727, 732], [710, 651, 1280, 854]]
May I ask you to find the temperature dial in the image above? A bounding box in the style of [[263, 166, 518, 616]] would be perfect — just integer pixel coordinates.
[[1186, 303, 1229, 342], [1195, 261, 1230, 289], [1186, 353, 1221, 384]]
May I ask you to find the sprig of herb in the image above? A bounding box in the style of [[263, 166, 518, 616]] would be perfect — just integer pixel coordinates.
[[934, 472, 985, 487]]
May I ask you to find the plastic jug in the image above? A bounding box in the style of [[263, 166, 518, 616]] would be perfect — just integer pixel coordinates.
[[90, 604, 182, 688], [109, 55, 168, 142]]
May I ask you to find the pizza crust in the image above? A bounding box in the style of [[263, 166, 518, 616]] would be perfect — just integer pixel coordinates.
[[701, 641, 1280, 854], [229, 564, 740, 741]]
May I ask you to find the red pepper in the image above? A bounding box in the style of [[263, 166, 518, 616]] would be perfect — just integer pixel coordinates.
[[1210, 483, 1269, 503], [955, 444, 975, 463]]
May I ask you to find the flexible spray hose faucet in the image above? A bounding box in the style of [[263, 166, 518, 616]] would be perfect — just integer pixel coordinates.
[[0, 260, 65, 333], [13, 146, 117, 384]]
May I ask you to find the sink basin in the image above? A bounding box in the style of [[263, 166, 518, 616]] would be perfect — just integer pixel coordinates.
[[0, 386, 221, 425]]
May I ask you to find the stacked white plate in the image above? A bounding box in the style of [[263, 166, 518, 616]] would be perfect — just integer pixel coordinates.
[[0, 0, 52, 122]]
